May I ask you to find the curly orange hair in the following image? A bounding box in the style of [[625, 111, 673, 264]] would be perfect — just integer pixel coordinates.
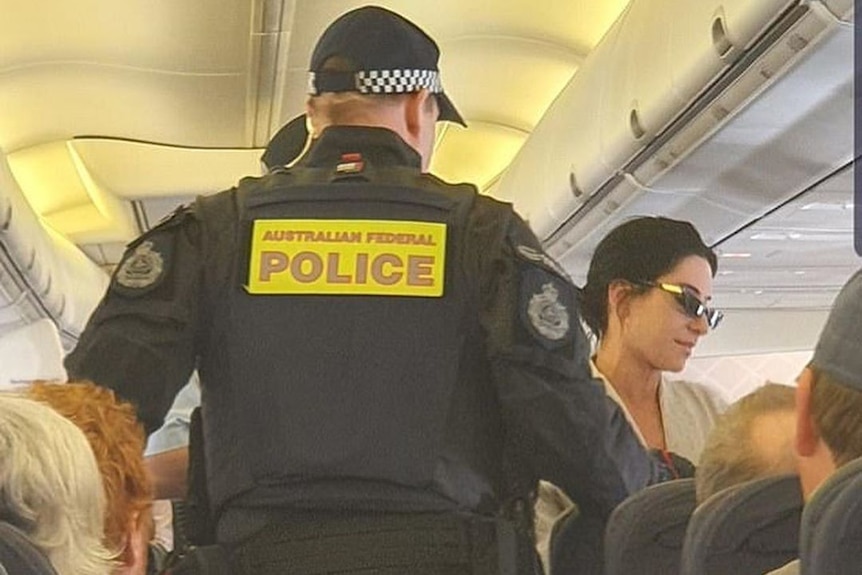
[[28, 381, 153, 555]]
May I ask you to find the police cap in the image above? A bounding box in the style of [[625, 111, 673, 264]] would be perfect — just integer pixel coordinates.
[[307, 5, 466, 127]]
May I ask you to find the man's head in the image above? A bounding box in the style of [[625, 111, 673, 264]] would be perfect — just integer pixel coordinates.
[[795, 268, 862, 499], [696, 383, 797, 503], [28, 381, 153, 575], [304, 6, 465, 171]]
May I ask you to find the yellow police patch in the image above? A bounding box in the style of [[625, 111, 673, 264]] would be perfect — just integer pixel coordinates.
[[246, 219, 447, 296]]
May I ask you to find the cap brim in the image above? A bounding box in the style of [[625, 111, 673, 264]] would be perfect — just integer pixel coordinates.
[[436, 92, 466, 127]]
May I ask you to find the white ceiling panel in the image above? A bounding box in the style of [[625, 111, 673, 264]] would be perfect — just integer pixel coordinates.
[[1, 0, 253, 70]]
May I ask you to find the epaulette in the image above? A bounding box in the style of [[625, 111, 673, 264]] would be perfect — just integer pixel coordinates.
[[513, 244, 572, 282]]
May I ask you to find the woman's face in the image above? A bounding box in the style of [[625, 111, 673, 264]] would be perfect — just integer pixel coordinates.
[[619, 255, 716, 373]]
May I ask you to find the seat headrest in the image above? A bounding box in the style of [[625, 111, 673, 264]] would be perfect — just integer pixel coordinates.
[[681, 474, 802, 575], [604, 478, 697, 575], [0, 522, 58, 575]]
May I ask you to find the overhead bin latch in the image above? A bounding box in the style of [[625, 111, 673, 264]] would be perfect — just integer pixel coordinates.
[[0, 202, 10, 232], [568, 170, 583, 199], [629, 107, 646, 140], [712, 15, 741, 63]]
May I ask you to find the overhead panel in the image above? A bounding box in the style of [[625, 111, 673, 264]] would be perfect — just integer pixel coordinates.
[[0, 0, 257, 152], [495, 0, 854, 302], [7, 142, 137, 245], [70, 139, 264, 200], [496, 0, 802, 238], [430, 121, 528, 190], [0, 65, 250, 153], [438, 35, 584, 133], [0, 0, 252, 68], [0, 151, 107, 346]]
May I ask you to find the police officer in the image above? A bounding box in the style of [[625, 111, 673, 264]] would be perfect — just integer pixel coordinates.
[[67, 6, 675, 574]]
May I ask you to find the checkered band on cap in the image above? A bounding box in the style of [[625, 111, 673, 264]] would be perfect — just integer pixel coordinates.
[[358, 69, 442, 94], [308, 69, 443, 95]]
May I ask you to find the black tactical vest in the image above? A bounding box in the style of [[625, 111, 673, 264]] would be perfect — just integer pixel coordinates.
[[196, 164, 507, 517]]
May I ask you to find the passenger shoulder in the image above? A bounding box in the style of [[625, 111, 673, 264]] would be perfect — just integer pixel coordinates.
[[663, 378, 729, 415]]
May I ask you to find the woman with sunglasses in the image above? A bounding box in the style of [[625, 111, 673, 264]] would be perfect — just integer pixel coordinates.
[[536, 217, 727, 572], [580, 215, 727, 466]]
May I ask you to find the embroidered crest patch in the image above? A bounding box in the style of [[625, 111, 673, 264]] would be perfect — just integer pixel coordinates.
[[114, 240, 166, 292], [514, 240, 578, 352], [527, 282, 570, 340]]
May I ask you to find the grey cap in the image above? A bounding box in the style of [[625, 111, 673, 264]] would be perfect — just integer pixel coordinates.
[[812, 268, 862, 390]]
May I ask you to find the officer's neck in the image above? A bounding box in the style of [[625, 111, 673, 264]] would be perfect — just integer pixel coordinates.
[[305, 125, 423, 169]]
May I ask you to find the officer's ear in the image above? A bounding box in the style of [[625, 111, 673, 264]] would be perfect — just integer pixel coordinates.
[[404, 89, 437, 171], [404, 89, 434, 137]]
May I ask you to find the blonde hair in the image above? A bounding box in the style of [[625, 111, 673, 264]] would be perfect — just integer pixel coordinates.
[[0, 394, 115, 575], [696, 383, 796, 503]]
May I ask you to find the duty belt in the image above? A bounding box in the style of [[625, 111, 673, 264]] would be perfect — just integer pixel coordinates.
[[231, 511, 518, 575]]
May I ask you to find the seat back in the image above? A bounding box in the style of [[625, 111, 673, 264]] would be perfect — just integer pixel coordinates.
[[548, 505, 605, 575], [0, 522, 58, 575], [800, 457, 862, 575], [680, 474, 802, 575], [603, 478, 696, 575], [798, 455, 862, 568]]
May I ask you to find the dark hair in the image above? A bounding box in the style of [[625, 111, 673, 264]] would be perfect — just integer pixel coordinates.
[[581, 216, 718, 338]]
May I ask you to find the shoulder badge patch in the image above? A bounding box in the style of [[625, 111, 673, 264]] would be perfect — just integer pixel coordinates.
[[516, 245, 578, 352], [116, 240, 164, 289], [527, 282, 570, 340], [109, 205, 190, 297]]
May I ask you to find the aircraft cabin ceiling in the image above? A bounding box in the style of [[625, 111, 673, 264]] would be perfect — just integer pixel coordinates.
[[0, 0, 858, 351], [0, 0, 628, 264]]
